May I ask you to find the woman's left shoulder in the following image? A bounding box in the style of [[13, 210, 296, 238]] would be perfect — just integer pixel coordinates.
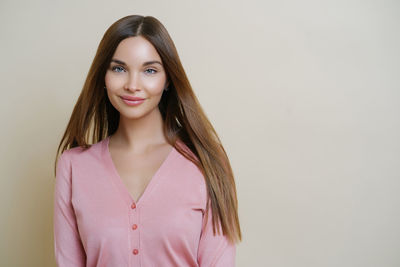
[[173, 142, 205, 183]]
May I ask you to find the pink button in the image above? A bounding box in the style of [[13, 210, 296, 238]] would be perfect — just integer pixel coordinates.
[[131, 203, 136, 209], [133, 249, 139, 255], [132, 224, 138, 230]]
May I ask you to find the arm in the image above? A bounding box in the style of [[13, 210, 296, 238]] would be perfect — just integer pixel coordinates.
[[197, 202, 236, 267], [53, 152, 86, 267]]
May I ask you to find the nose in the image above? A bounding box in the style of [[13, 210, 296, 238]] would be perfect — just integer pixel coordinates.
[[124, 71, 141, 91]]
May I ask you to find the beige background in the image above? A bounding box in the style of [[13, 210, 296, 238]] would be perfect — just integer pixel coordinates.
[[1, 0, 399, 266]]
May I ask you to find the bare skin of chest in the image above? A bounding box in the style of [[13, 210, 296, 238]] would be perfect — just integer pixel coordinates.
[[109, 143, 173, 203]]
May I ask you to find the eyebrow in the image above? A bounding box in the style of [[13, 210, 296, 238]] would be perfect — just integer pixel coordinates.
[[110, 58, 163, 67]]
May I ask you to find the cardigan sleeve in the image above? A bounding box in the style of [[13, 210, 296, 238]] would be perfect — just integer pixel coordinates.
[[197, 201, 236, 267], [53, 152, 86, 267]]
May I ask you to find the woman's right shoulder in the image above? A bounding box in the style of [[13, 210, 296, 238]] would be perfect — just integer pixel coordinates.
[[58, 140, 104, 165], [56, 141, 104, 179], [60, 146, 84, 158], [59, 143, 95, 162]]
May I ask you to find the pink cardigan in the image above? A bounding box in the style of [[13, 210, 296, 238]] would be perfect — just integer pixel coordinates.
[[53, 136, 236, 266]]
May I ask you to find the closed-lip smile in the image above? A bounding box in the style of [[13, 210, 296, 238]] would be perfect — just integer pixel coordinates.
[[120, 95, 145, 101]]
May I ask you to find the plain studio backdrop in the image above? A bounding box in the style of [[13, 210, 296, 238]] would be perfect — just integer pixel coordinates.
[[0, 0, 399, 266]]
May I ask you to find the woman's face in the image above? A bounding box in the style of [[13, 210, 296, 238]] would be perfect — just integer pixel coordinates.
[[105, 36, 168, 120]]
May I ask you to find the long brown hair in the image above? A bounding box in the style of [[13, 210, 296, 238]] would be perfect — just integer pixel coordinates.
[[54, 15, 241, 244]]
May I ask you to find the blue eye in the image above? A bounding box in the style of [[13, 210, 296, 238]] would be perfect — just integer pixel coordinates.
[[111, 66, 125, 73], [145, 68, 157, 74]]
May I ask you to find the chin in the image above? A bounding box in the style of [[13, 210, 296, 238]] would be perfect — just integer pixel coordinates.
[[119, 107, 158, 120]]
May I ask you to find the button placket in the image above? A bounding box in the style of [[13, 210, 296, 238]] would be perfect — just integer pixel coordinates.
[[130, 201, 140, 263]]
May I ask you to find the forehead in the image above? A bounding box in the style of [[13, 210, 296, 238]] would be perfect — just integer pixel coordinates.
[[112, 36, 161, 64]]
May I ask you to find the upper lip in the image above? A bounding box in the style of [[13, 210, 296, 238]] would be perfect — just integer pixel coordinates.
[[120, 95, 145, 101]]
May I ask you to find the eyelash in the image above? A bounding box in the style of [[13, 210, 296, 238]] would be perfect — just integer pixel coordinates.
[[111, 66, 157, 74]]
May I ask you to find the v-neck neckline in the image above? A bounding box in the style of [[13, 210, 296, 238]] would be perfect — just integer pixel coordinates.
[[103, 135, 176, 208]]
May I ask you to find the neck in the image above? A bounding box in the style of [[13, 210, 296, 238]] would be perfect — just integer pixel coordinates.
[[111, 108, 167, 153]]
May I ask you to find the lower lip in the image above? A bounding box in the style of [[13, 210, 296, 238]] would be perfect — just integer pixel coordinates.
[[121, 98, 145, 106]]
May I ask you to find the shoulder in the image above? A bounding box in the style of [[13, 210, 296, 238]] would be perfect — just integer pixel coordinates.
[[174, 140, 203, 175], [58, 139, 104, 166], [173, 140, 208, 201]]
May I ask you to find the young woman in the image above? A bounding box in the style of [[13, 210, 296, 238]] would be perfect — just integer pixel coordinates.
[[54, 15, 241, 266]]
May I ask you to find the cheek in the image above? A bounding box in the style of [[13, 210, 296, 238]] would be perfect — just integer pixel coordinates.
[[105, 89, 117, 106], [143, 76, 166, 95], [104, 72, 111, 86], [146, 83, 164, 95], [105, 72, 123, 88]]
